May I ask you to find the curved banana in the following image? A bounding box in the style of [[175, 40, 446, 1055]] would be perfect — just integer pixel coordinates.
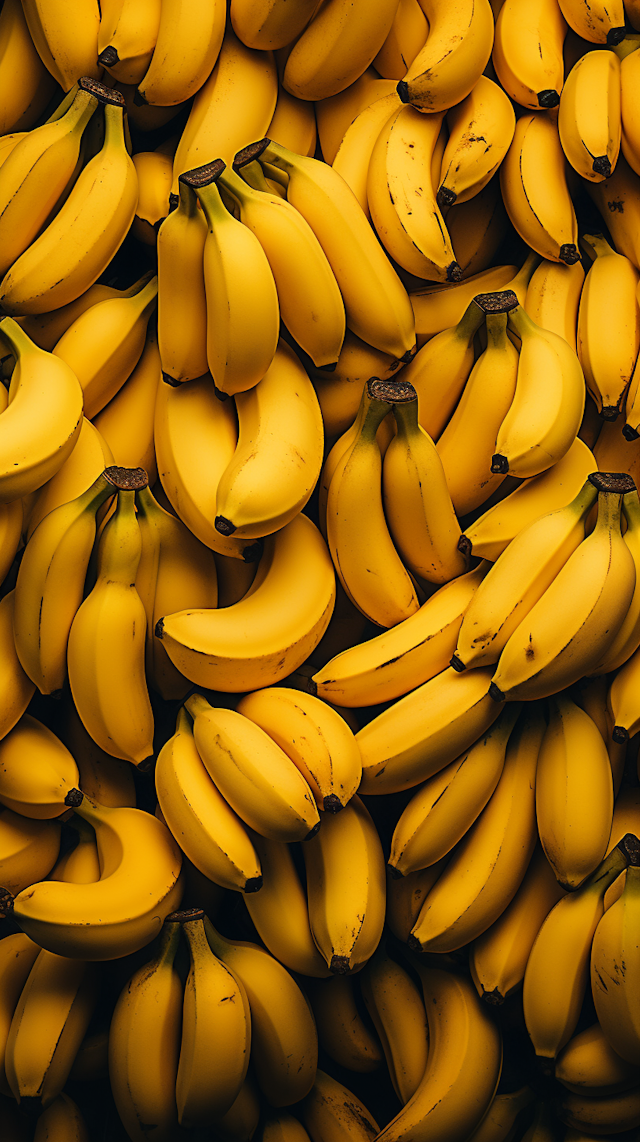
[[318, 397, 395, 538], [98, 0, 161, 85], [437, 76, 516, 207], [283, 0, 398, 101], [588, 492, 640, 672], [468, 1087, 534, 1142], [609, 635, 640, 742], [300, 1069, 379, 1140], [0, 809, 60, 897], [621, 47, 640, 176], [524, 258, 585, 351], [397, 0, 495, 113], [556, 1022, 640, 1095], [577, 233, 640, 418], [93, 330, 160, 483], [333, 92, 401, 218], [492, 0, 566, 109], [0, 716, 79, 820], [33, 1093, 89, 1141], [17, 276, 149, 353], [307, 974, 383, 1071], [0, 932, 41, 1097], [0, 592, 35, 742], [591, 838, 640, 1066], [373, 0, 428, 79], [230, 0, 320, 50], [157, 512, 336, 691], [386, 863, 448, 943], [49, 816, 100, 885], [559, 51, 621, 182], [267, 85, 317, 157], [557, 0, 625, 44], [237, 687, 361, 813], [0, 0, 57, 135], [410, 262, 520, 345], [25, 417, 114, 541], [156, 178, 208, 384], [136, 0, 225, 106], [359, 943, 429, 1103], [61, 699, 136, 808], [20, 0, 101, 90], [556, 1085, 640, 1134], [315, 67, 398, 164]]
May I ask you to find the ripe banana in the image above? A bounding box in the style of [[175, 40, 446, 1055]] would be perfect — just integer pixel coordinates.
[[409, 262, 519, 345], [492, 0, 566, 109], [556, 1022, 640, 1096], [316, 67, 397, 164], [373, 0, 428, 79], [25, 416, 114, 541], [0, 488, 22, 586], [577, 232, 640, 418], [593, 487, 640, 672], [360, 943, 429, 1103], [0, 715, 79, 819], [0, 0, 57, 135], [0, 809, 60, 897], [332, 91, 401, 218], [267, 85, 317, 157], [0, 592, 35, 742], [33, 1093, 88, 1142], [386, 862, 448, 943], [447, 177, 509, 280], [283, 0, 399, 101], [585, 154, 640, 272], [0, 932, 40, 1097], [157, 511, 336, 691], [437, 76, 516, 207], [556, 1086, 640, 1134], [156, 178, 208, 384], [397, 0, 495, 113], [18, 276, 148, 353], [230, 0, 320, 50], [156, 707, 263, 894], [93, 329, 160, 483], [591, 838, 640, 1066], [20, 0, 101, 90], [307, 974, 383, 1071], [524, 258, 585, 351], [136, 0, 225, 106], [97, 0, 161, 85], [621, 46, 640, 176], [559, 51, 621, 181], [60, 699, 136, 809], [557, 0, 625, 44], [300, 1069, 379, 1141], [49, 816, 100, 885]]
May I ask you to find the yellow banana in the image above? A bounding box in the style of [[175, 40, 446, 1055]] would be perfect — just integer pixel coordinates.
[[492, 0, 566, 109], [389, 703, 521, 876], [156, 178, 208, 384], [307, 974, 383, 1071], [559, 51, 621, 182], [0, 715, 79, 819], [214, 551, 257, 607], [556, 1086, 640, 1134], [359, 943, 429, 1103], [158, 512, 336, 691], [230, 0, 320, 50], [621, 47, 640, 175], [0, 0, 57, 135], [318, 398, 394, 538], [267, 85, 317, 157], [284, 0, 399, 101], [410, 262, 520, 345], [210, 1075, 261, 1141], [316, 67, 398, 164], [386, 862, 448, 943], [137, 0, 225, 106], [48, 816, 100, 885], [303, 794, 386, 974], [577, 233, 640, 418], [332, 92, 401, 218], [470, 845, 565, 1005], [593, 488, 640, 672], [409, 704, 542, 953], [591, 837, 640, 1066], [437, 76, 516, 207], [98, 0, 161, 85], [300, 1069, 379, 1141], [585, 154, 640, 271], [17, 276, 149, 353], [0, 592, 35, 742], [397, 0, 495, 113], [0, 475, 22, 583], [60, 697, 136, 808], [524, 258, 585, 351], [373, 0, 428, 79], [93, 329, 160, 483], [25, 417, 114, 541], [557, 0, 625, 44], [556, 1022, 640, 1095], [33, 1093, 88, 1142], [0, 809, 60, 897], [20, 0, 101, 90], [131, 150, 172, 244], [447, 177, 510, 280], [467, 1087, 535, 1142], [0, 932, 41, 1097]]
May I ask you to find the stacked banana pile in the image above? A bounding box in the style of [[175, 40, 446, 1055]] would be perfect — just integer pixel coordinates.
[[2, 0, 640, 1140]]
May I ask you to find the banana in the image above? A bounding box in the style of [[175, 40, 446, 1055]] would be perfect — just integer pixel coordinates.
[[5, 948, 98, 1111], [556, 1022, 640, 1095], [360, 943, 429, 1103], [283, 0, 398, 101], [300, 1070, 378, 1141], [230, 0, 320, 50], [0, 809, 60, 897], [492, 0, 566, 109], [0, 592, 35, 742], [436, 309, 520, 516], [244, 834, 330, 977], [185, 693, 320, 843], [33, 1093, 88, 1142], [376, 963, 502, 1142], [247, 137, 416, 360], [556, 1087, 640, 1134], [220, 166, 345, 367], [609, 637, 640, 741], [437, 76, 515, 208], [313, 562, 487, 708], [382, 384, 467, 584], [524, 258, 585, 351], [0, 933, 41, 1096], [60, 698, 136, 808], [536, 693, 614, 890], [409, 704, 542, 953], [108, 917, 187, 1142], [210, 1075, 261, 1142], [171, 26, 277, 188], [20, 0, 101, 90], [315, 67, 398, 164], [0, 494, 21, 588], [318, 398, 395, 538], [462, 437, 597, 560], [156, 707, 263, 894], [332, 92, 402, 217], [520, 1102, 557, 1142], [205, 916, 318, 1106], [14, 468, 118, 696], [267, 85, 317, 157], [10, 788, 183, 959], [237, 687, 361, 813], [410, 262, 520, 345], [0, 80, 99, 279], [577, 233, 640, 418], [386, 862, 448, 942], [389, 703, 521, 876], [454, 477, 598, 672], [591, 836, 640, 1066], [93, 329, 160, 483], [557, 0, 625, 44], [307, 974, 383, 1071], [0, 716, 79, 819], [591, 487, 640, 673], [0, 318, 83, 503], [49, 816, 100, 884], [447, 177, 510, 280], [137, 0, 225, 106], [69, 1029, 109, 1082], [585, 155, 640, 272], [176, 910, 251, 1128], [67, 478, 154, 766], [98, 0, 161, 85], [470, 845, 565, 1005], [467, 1087, 535, 1142], [490, 473, 636, 702], [25, 418, 114, 541], [131, 150, 172, 244], [157, 512, 336, 691], [522, 837, 632, 1061], [621, 47, 640, 176], [373, 0, 428, 79], [492, 303, 586, 477], [0, 91, 138, 315], [624, 315, 640, 438], [559, 51, 621, 182], [156, 178, 208, 384], [17, 276, 150, 353], [0, 0, 57, 135], [303, 794, 385, 973], [397, 0, 494, 113], [154, 372, 256, 560]]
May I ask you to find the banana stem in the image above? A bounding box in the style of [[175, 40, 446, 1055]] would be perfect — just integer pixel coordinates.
[[95, 489, 143, 586], [184, 693, 212, 720], [239, 161, 273, 193]]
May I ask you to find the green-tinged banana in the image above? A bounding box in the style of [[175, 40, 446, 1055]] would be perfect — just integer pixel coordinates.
[[154, 373, 254, 560], [577, 233, 640, 418], [453, 476, 598, 672], [0, 80, 99, 279], [409, 704, 542, 953], [490, 473, 636, 702], [34, 1093, 88, 1142], [524, 258, 585, 351], [0, 592, 35, 742], [177, 910, 251, 1128], [326, 379, 420, 627], [382, 384, 467, 585], [0, 0, 57, 134], [108, 917, 187, 1142], [10, 788, 183, 959], [185, 694, 320, 843], [0, 810, 60, 897], [0, 92, 138, 315], [303, 794, 385, 974], [300, 1069, 379, 1142], [244, 834, 330, 977], [397, 0, 494, 113], [556, 1087, 640, 1133], [307, 974, 383, 1072], [470, 845, 566, 1005], [158, 512, 336, 691], [557, 0, 625, 43], [230, 0, 320, 50], [136, 0, 225, 106], [237, 687, 361, 813], [98, 0, 161, 85], [536, 693, 614, 889], [492, 0, 566, 109], [386, 862, 448, 943], [49, 817, 99, 884], [559, 51, 621, 182], [436, 308, 519, 516], [556, 1022, 640, 1095], [591, 837, 640, 1065], [0, 318, 83, 503], [248, 138, 415, 360], [585, 155, 640, 272], [390, 703, 521, 876], [283, 0, 399, 102], [0, 716, 79, 819], [20, 0, 101, 90], [360, 943, 429, 1103], [376, 964, 502, 1142], [205, 917, 318, 1106], [492, 304, 585, 478], [523, 837, 632, 1061], [25, 417, 114, 541], [93, 329, 160, 484], [332, 92, 401, 218], [67, 479, 154, 766], [437, 76, 515, 207], [4, 948, 98, 1111], [156, 178, 208, 384], [60, 699, 136, 808], [14, 468, 118, 696], [410, 263, 519, 346]]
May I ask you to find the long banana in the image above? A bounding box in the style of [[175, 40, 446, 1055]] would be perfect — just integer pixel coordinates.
[[283, 0, 399, 101], [591, 836, 640, 1066], [437, 76, 516, 207], [156, 178, 208, 384], [577, 233, 640, 418], [0, 0, 57, 135], [332, 91, 401, 218], [360, 943, 429, 1104], [93, 330, 160, 483], [20, 0, 101, 90], [136, 0, 225, 106], [97, 0, 161, 85], [0, 932, 41, 1097]]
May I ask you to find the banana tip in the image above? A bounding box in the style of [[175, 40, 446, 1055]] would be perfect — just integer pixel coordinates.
[[436, 186, 456, 210], [623, 424, 640, 441], [304, 821, 321, 841], [64, 788, 84, 808], [97, 46, 118, 67], [458, 535, 472, 557], [559, 244, 580, 265], [396, 80, 410, 104], [215, 515, 236, 536], [481, 987, 505, 1006], [488, 682, 505, 702], [0, 888, 14, 919], [491, 454, 509, 474], [600, 404, 620, 421], [537, 89, 559, 109], [592, 156, 612, 178], [450, 655, 466, 673], [606, 26, 626, 45], [244, 876, 263, 893], [330, 954, 351, 974], [323, 794, 344, 813]]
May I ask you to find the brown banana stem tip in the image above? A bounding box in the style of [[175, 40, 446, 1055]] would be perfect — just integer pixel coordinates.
[[396, 80, 410, 104], [399, 346, 417, 364], [242, 540, 263, 564], [436, 186, 456, 209], [387, 863, 404, 880], [474, 290, 519, 314], [323, 794, 344, 814], [618, 833, 640, 865], [330, 954, 351, 974], [491, 454, 509, 474], [244, 876, 263, 893], [367, 377, 416, 403], [168, 193, 179, 211], [450, 654, 466, 673], [304, 821, 321, 841], [607, 26, 626, 45], [623, 424, 640, 441], [155, 618, 164, 639], [537, 89, 560, 108], [97, 47, 119, 67], [0, 888, 14, 918], [162, 371, 183, 388], [215, 515, 236, 536], [233, 139, 271, 171], [166, 908, 205, 922], [458, 535, 472, 558], [481, 987, 505, 1006], [592, 156, 612, 178], [78, 77, 125, 106], [612, 725, 629, 743], [588, 472, 636, 493], [179, 160, 226, 189], [64, 788, 84, 807], [104, 465, 149, 490], [489, 682, 506, 702], [559, 244, 581, 265], [446, 262, 463, 283], [600, 405, 620, 421]]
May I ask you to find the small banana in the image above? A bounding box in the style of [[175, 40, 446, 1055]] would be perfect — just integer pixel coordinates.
[[360, 943, 429, 1104], [97, 0, 161, 85], [397, 0, 495, 113], [283, 0, 399, 102], [557, 0, 625, 44], [409, 262, 519, 345], [307, 974, 383, 1072], [33, 1093, 89, 1142], [156, 177, 208, 385], [20, 0, 101, 91], [0, 932, 41, 1096], [136, 0, 225, 106], [0, 716, 79, 820], [556, 1022, 640, 1096], [555, 1085, 640, 1134], [437, 75, 516, 207], [230, 0, 320, 50], [492, 0, 567, 109], [26, 416, 114, 541], [577, 233, 640, 419], [93, 330, 160, 484], [558, 51, 621, 181], [332, 91, 401, 218], [373, 0, 428, 80]]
